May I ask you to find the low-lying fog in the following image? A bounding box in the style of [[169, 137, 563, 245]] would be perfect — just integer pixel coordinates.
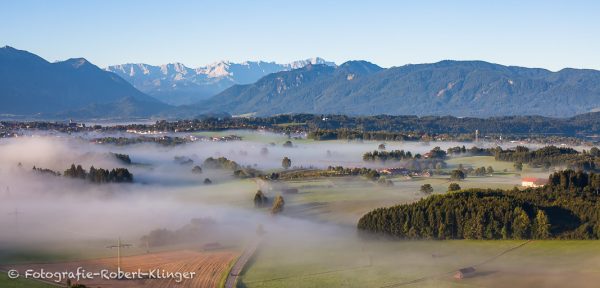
[[0, 130, 588, 282]]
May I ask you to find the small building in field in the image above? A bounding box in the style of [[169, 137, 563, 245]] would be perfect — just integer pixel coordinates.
[[522, 177, 548, 188], [378, 168, 410, 176], [454, 267, 476, 279]]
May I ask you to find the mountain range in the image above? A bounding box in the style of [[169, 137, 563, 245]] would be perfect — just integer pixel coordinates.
[[3, 46, 600, 119], [0, 46, 169, 118], [195, 60, 600, 117], [106, 58, 335, 105]]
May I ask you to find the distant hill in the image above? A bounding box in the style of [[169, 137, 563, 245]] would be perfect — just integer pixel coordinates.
[[106, 58, 336, 105], [195, 60, 600, 117], [0, 46, 170, 118]]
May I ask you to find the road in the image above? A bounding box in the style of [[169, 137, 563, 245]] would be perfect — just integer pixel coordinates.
[[224, 237, 262, 288]]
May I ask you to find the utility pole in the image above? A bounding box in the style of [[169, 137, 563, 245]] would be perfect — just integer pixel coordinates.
[[107, 237, 132, 272], [8, 208, 21, 233]]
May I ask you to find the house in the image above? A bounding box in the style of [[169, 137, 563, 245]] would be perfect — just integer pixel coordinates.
[[454, 267, 476, 279], [522, 177, 548, 188], [378, 168, 410, 176]]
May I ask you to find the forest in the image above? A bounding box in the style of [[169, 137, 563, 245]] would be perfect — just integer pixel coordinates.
[[358, 170, 600, 240]]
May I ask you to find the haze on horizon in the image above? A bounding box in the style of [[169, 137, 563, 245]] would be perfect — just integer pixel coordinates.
[[1, 0, 599, 71]]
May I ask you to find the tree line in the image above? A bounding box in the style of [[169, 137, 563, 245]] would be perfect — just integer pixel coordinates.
[[32, 164, 133, 183], [494, 146, 600, 171], [64, 164, 133, 183]]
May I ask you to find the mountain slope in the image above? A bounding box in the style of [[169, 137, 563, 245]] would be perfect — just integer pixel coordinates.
[[195, 60, 600, 117], [106, 58, 336, 105], [0, 46, 169, 118]]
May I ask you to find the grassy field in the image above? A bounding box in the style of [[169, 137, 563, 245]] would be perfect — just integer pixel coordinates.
[[0, 273, 57, 288], [241, 239, 600, 288], [238, 155, 599, 288], [274, 170, 527, 225]]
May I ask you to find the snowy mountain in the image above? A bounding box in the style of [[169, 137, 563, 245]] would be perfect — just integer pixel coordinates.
[[106, 58, 335, 105]]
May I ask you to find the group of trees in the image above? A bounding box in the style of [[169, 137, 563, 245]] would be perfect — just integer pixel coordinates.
[[363, 147, 448, 162], [358, 170, 600, 240], [32, 166, 61, 176], [472, 166, 494, 176], [202, 156, 262, 178], [253, 190, 285, 215], [446, 146, 494, 156], [363, 149, 418, 161], [63, 164, 133, 183], [203, 157, 240, 170]]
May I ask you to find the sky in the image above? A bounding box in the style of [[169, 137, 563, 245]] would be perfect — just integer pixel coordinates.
[[1, 0, 599, 70]]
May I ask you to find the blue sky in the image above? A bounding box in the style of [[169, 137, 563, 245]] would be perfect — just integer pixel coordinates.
[[1, 0, 599, 70]]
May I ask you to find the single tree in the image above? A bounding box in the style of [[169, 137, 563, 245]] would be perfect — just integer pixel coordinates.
[[191, 165, 203, 174], [203, 178, 212, 184], [254, 190, 268, 208], [512, 207, 531, 239], [420, 184, 433, 194], [271, 195, 285, 214], [514, 162, 523, 171], [450, 169, 466, 181], [486, 166, 494, 174], [533, 210, 551, 239], [282, 157, 292, 170], [448, 183, 461, 191]]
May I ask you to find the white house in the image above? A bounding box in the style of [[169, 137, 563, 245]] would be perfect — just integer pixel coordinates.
[[522, 177, 548, 188]]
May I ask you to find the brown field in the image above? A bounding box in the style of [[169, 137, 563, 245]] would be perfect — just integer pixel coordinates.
[[2, 249, 238, 288]]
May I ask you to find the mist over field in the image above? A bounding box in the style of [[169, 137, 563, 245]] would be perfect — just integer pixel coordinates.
[[0, 132, 382, 249], [0, 131, 569, 244], [1, 130, 599, 288]]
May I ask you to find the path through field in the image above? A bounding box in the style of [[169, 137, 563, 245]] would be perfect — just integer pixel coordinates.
[[225, 238, 262, 288]]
